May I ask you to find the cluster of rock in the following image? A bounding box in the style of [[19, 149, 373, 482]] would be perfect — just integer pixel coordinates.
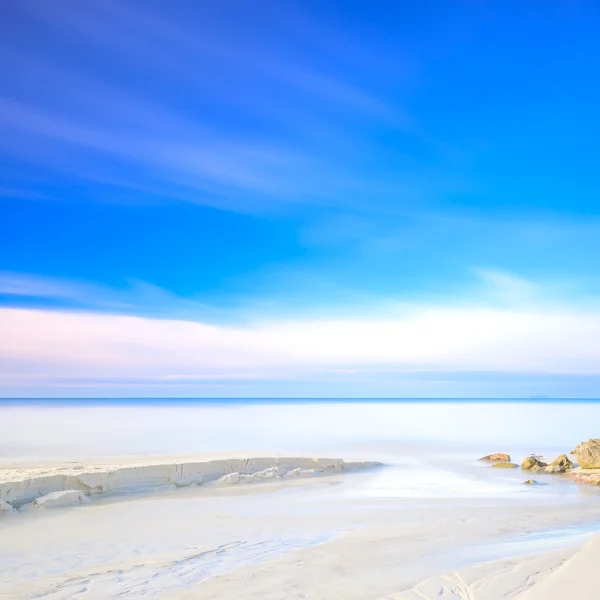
[[521, 454, 574, 474], [479, 453, 519, 469], [480, 439, 600, 486]]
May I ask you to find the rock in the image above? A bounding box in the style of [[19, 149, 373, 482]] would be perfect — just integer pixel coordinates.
[[492, 462, 519, 469], [572, 439, 600, 469], [296, 468, 317, 477], [569, 469, 600, 485], [283, 468, 316, 477], [242, 468, 284, 483], [252, 467, 279, 479], [550, 454, 574, 470], [479, 453, 511, 462], [283, 468, 302, 477], [521, 456, 547, 471], [216, 472, 240, 485], [545, 465, 565, 474], [523, 480, 538, 485], [27, 490, 85, 509]]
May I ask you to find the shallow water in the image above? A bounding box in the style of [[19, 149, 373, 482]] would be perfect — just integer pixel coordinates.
[[457, 521, 600, 567]]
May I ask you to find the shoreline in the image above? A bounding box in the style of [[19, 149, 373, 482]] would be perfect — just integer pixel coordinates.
[[2, 445, 600, 599], [0, 454, 381, 511]]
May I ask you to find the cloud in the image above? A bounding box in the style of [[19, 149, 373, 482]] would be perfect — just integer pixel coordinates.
[[1, 1, 467, 216], [0, 99, 308, 199], [474, 268, 542, 304], [0, 271, 102, 303], [19, 0, 411, 126], [4, 293, 600, 395], [3, 265, 600, 395], [0, 271, 223, 321]]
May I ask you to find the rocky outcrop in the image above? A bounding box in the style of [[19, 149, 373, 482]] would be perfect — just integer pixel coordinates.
[[24, 490, 87, 510], [550, 454, 574, 470], [568, 468, 600, 485], [545, 465, 566, 474], [521, 456, 547, 471], [216, 466, 328, 485], [479, 453, 511, 462], [0, 457, 382, 511], [492, 462, 518, 469], [216, 472, 240, 485], [572, 439, 600, 469]]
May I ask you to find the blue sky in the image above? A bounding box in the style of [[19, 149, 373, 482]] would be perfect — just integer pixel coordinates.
[[2, 1, 600, 397]]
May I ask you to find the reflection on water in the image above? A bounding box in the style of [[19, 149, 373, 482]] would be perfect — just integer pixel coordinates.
[[344, 453, 598, 503]]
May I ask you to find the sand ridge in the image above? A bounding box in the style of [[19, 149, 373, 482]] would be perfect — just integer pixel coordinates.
[[0, 455, 381, 509]]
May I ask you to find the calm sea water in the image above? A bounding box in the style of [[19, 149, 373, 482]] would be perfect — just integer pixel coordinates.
[[1, 399, 598, 459]]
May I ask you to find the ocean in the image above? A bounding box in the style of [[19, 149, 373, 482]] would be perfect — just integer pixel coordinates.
[[1, 398, 598, 459]]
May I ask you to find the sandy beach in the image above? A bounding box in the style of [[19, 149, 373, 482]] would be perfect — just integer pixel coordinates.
[[2, 401, 600, 599], [2, 450, 600, 599]]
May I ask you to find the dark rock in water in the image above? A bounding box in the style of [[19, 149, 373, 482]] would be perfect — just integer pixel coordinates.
[[550, 454, 574, 470], [572, 439, 600, 469], [521, 456, 547, 471], [492, 461, 518, 469], [523, 479, 538, 485], [479, 453, 511, 462]]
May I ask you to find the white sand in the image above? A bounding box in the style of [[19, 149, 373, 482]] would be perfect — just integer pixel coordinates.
[[391, 547, 572, 599], [0, 453, 380, 508], [1, 450, 600, 599], [391, 533, 600, 599]]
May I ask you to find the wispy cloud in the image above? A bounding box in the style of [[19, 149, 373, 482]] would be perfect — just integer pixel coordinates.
[[0, 271, 222, 321], [0, 262, 590, 324], [474, 268, 542, 304], [1, 0, 466, 215], [0, 99, 308, 198], [25, 0, 411, 127]]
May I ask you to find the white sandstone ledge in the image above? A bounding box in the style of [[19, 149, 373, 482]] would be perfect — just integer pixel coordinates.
[[0, 457, 381, 511]]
